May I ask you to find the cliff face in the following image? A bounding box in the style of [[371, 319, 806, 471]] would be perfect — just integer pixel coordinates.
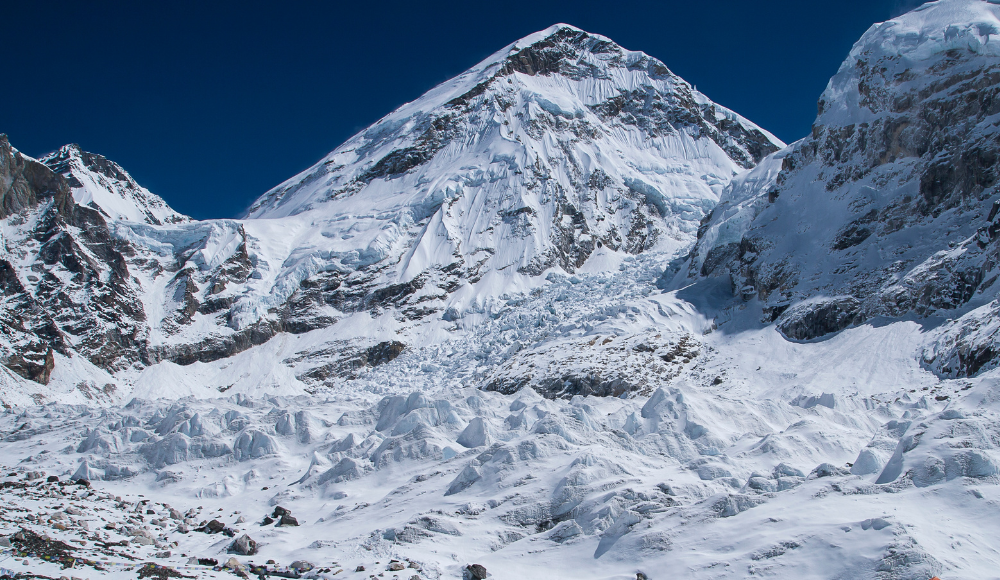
[[685, 0, 1000, 377], [0, 135, 148, 384]]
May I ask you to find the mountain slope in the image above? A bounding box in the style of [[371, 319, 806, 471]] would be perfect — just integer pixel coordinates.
[[246, 24, 780, 283], [0, 25, 781, 393], [685, 0, 1000, 377], [0, 135, 148, 388]]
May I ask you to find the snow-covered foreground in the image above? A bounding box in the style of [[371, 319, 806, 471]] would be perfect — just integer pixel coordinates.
[[2, 259, 998, 579]]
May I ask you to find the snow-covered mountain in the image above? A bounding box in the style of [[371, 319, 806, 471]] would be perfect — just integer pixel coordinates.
[[0, 24, 781, 397], [247, 24, 779, 277], [2, 7, 1000, 580], [42, 144, 188, 225], [685, 0, 1000, 376]]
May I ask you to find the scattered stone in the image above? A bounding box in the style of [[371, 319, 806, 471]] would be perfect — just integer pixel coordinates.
[[272, 506, 290, 518], [278, 514, 299, 527], [261, 516, 274, 526], [230, 534, 258, 556], [198, 558, 218, 566], [388, 561, 405, 571], [465, 564, 488, 579], [356, 565, 366, 572], [46, 475, 59, 483], [206, 519, 226, 533], [225, 557, 245, 571], [290, 560, 314, 571]]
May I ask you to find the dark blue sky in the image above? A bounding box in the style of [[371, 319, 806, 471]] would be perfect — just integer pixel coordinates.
[[4, 0, 921, 219]]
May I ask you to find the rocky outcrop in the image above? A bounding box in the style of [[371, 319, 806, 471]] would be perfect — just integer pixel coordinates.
[[0, 134, 73, 219], [684, 3, 1000, 365], [775, 297, 864, 341]]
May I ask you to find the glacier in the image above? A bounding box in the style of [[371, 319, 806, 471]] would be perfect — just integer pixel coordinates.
[[1, 4, 1000, 579]]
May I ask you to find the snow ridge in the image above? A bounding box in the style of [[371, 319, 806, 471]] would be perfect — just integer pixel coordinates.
[[42, 144, 188, 225]]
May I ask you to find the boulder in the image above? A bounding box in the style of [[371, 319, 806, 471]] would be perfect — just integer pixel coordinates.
[[290, 560, 313, 571]]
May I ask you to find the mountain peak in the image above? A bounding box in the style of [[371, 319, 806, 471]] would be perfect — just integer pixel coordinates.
[[41, 145, 188, 225]]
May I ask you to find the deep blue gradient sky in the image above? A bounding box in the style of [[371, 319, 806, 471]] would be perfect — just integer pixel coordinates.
[[3, 0, 924, 219]]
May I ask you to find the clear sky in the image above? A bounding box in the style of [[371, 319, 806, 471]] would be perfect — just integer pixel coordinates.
[[3, 0, 925, 219]]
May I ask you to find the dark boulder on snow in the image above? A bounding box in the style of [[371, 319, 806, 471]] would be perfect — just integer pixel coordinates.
[[776, 297, 863, 341], [229, 534, 258, 555]]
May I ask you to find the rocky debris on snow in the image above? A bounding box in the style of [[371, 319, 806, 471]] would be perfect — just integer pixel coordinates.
[[464, 563, 488, 580], [9, 528, 76, 567], [138, 562, 192, 579]]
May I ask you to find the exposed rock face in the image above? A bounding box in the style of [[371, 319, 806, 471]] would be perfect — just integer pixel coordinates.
[[0, 135, 144, 381], [775, 297, 863, 342], [0, 259, 62, 384], [684, 2, 1000, 373], [1, 135, 73, 219]]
